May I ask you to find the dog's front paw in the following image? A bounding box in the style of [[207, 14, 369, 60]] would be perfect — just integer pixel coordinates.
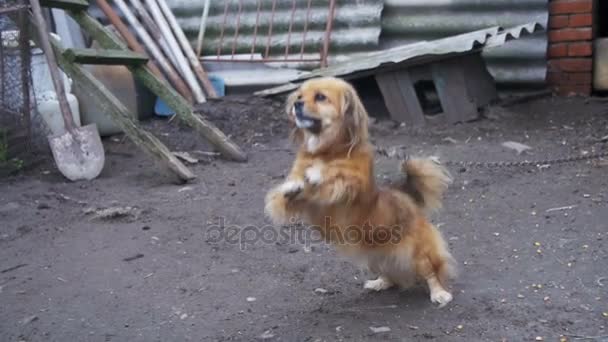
[[304, 165, 323, 186], [280, 180, 304, 199], [364, 277, 394, 291], [430, 289, 453, 308]]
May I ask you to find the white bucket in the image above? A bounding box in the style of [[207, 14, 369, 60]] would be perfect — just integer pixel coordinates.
[[31, 47, 82, 136]]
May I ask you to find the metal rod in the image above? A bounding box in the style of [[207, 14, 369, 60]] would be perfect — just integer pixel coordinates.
[[145, 0, 206, 103], [18, 9, 32, 145], [285, 0, 296, 60], [321, 0, 337, 68], [264, 0, 277, 59], [111, 0, 194, 102], [231, 0, 243, 60], [0, 30, 5, 106], [250, 0, 261, 60], [29, 0, 75, 131], [217, 1, 230, 59], [94, 0, 165, 81], [300, 0, 313, 59], [195, 0, 211, 58], [201, 57, 321, 63], [155, 0, 217, 97]]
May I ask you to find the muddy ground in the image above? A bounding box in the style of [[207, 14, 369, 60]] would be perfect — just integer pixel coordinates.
[[1, 95, 607, 342]]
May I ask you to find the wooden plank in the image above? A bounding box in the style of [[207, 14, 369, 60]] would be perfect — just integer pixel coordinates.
[[431, 59, 479, 124], [63, 48, 148, 65], [68, 10, 247, 162], [375, 70, 426, 126], [459, 53, 498, 107], [40, 0, 88, 10], [46, 36, 196, 183]]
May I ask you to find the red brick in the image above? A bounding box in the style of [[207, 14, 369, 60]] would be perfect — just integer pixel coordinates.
[[549, 43, 568, 57], [549, 15, 570, 29], [568, 72, 593, 84], [546, 71, 567, 85], [549, 28, 593, 42], [548, 58, 593, 72], [549, 0, 593, 15], [568, 42, 593, 56], [569, 13, 593, 27]]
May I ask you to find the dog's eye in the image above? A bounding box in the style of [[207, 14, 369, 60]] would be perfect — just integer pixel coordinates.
[[314, 93, 326, 102], [297, 94, 302, 100]]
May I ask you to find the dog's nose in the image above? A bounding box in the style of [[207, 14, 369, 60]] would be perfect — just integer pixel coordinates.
[[294, 101, 304, 110]]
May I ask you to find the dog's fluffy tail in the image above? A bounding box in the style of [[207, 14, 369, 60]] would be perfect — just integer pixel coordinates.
[[400, 158, 452, 212]]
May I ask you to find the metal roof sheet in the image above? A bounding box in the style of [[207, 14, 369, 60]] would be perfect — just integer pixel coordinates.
[[255, 22, 545, 96]]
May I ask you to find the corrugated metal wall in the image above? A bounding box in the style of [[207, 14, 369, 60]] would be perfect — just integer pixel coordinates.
[[88, 0, 548, 90], [381, 0, 548, 90], [168, 0, 384, 58]]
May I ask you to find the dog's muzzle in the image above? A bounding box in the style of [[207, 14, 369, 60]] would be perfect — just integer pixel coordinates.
[[294, 102, 322, 134]]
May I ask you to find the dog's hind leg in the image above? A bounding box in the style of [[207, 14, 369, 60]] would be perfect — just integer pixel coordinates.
[[415, 256, 453, 307]]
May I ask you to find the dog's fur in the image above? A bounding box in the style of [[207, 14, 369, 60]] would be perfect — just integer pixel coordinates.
[[264, 77, 456, 307]]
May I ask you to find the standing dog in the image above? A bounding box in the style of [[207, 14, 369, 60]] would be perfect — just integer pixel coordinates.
[[264, 77, 456, 307]]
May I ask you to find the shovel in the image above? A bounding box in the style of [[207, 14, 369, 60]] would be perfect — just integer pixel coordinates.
[[30, 0, 105, 181]]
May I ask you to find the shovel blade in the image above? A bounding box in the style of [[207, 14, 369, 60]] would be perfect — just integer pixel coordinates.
[[48, 124, 105, 181]]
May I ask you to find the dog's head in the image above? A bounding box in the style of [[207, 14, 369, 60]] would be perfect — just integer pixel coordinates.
[[286, 77, 369, 154]]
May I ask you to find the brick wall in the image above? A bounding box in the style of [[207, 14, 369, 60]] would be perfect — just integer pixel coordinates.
[[547, 0, 595, 96]]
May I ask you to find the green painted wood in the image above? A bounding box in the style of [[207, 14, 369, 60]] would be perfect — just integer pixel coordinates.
[[68, 10, 247, 162], [39, 0, 88, 10], [63, 48, 148, 65]]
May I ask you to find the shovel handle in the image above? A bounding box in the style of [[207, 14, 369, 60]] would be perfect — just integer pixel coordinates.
[[29, 0, 76, 133]]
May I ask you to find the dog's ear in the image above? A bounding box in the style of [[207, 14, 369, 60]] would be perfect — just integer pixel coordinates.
[[341, 82, 369, 149], [285, 90, 304, 145], [285, 90, 299, 122]]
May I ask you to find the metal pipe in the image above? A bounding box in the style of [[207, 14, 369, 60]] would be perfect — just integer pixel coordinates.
[[195, 0, 211, 58], [155, 0, 218, 97], [144, 0, 206, 103], [321, 0, 337, 68], [94, 0, 164, 81], [109, 0, 194, 102], [264, 0, 277, 59]]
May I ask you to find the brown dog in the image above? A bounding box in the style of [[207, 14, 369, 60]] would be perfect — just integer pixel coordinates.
[[264, 77, 456, 307]]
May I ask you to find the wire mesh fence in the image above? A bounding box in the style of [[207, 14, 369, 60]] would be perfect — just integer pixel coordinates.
[[0, 0, 32, 170]]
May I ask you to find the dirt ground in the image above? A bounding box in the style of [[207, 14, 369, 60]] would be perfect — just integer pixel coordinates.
[[1, 95, 607, 342]]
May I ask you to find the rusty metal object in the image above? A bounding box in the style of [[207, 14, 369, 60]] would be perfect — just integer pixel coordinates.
[[204, 0, 336, 65]]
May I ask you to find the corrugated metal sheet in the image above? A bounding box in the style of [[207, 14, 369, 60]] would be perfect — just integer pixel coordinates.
[[381, 0, 549, 90], [86, 0, 547, 91], [167, 0, 384, 59], [255, 23, 544, 96]]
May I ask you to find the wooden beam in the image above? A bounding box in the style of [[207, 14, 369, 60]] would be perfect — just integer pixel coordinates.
[[45, 36, 196, 183], [39, 0, 88, 10], [68, 10, 247, 162], [63, 48, 148, 65]]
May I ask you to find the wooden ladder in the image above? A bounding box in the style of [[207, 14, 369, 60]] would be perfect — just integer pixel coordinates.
[[31, 0, 247, 183]]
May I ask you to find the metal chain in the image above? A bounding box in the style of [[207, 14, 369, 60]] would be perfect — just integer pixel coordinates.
[[375, 147, 608, 169]]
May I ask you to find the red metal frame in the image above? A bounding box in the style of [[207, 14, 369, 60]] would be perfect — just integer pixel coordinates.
[[203, 0, 336, 66]]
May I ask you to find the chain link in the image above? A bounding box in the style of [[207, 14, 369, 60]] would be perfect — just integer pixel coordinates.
[[375, 147, 608, 169]]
